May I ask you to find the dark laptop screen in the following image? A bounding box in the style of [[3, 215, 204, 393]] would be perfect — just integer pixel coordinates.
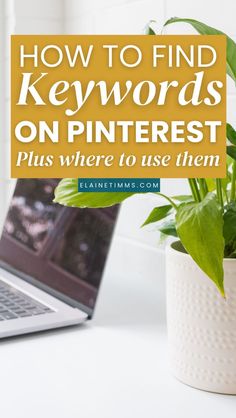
[[0, 179, 119, 314]]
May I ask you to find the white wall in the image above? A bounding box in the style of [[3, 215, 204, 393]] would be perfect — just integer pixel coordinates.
[[0, 0, 14, 229], [0, 0, 65, 229], [64, 0, 236, 282], [0, 0, 235, 284], [14, 0, 64, 33], [64, 0, 188, 283]]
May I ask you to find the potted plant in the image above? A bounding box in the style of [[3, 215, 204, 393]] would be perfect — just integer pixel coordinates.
[[54, 18, 236, 394]]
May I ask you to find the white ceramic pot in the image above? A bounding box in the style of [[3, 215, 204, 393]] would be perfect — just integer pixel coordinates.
[[166, 241, 236, 394]]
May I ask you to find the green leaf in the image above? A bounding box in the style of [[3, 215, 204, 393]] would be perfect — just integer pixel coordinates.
[[145, 26, 156, 35], [227, 145, 236, 160], [205, 178, 216, 192], [54, 178, 134, 208], [225, 248, 236, 258], [164, 17, 236, 82], [142, 205, 172, 227], [221, 173, 231, 195], [54, 179, 180, 209], [158, 219, 177, 237], [227, 123, 236, 145], [171, 194, 193, 202], [154, 192, 178, 208], [205, 177, 230, 196], [145, 20, 157, 35], [223, 202, 236, 245], [176, 193, 225, 295]]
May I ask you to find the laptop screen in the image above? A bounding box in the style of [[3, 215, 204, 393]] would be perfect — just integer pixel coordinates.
[[0, 179, 119, 315]]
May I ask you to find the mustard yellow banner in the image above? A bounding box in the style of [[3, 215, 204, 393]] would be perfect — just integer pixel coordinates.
[[11, 35, 226, 178]]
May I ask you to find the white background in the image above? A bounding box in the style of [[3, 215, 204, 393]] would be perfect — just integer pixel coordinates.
[[0, 1, 236, 417], [0, 0, 235, 283]]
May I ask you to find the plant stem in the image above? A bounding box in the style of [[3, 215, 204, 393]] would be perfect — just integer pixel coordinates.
[[188, 179, 196, 200], [216, 179, 224, 212], [198, 179, 208, 199], [224, 189, 229, 204], [193, 179, 202, 201], [203, 179, 209, 195], [230, 161, 236, 202], [155, 192, 178, 210], [188, 179, 201, 202]]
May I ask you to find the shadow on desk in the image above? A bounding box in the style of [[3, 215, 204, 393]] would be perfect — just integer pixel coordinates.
[[0, 321, 90, 345], [0, 266, 166, 344], [93, 271, 166, 328]]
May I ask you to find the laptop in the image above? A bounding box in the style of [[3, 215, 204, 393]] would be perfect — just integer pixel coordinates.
[[0, 179, 119, 338]]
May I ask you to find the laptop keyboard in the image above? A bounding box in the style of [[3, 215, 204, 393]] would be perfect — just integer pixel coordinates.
[[0, 279, 53, 321]]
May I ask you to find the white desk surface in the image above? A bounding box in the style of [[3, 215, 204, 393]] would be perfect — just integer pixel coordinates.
[[1, 266, 236, 418]]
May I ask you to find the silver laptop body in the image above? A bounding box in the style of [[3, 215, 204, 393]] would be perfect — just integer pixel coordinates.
[[0, 179, 118, 338]]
